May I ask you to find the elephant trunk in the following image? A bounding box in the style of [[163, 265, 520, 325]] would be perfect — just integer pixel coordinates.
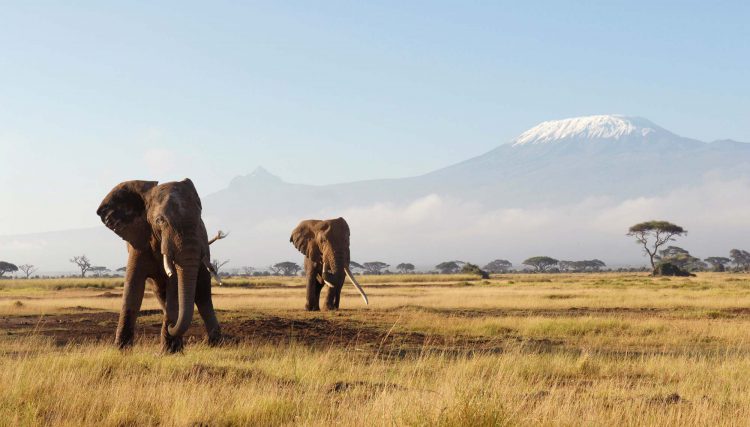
[[168, 255, 199, 337]]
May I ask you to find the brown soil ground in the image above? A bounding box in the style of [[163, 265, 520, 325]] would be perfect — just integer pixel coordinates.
[[0, 309, 559, 357]]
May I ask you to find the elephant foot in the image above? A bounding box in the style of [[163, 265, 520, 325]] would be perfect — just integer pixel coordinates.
[[114, 332, 134, 350], [305, 303, 321, 311], [206, 329, 223, 346], [115, 310, 137, 349], [161, 333, 184, 354], [324, 302, 339, 311]]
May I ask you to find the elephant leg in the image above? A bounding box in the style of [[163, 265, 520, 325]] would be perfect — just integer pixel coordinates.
[[115, 252, 148, 349], [305, 268, 323, 311], [333, 285, 342, 309], [162, 280, 184, 353], [324, 275, 343, 311], [195, 266, 222, 345], [324, 284, 337, 310]]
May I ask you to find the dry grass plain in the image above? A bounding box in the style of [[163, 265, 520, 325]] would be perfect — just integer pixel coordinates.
[[2, 272, 750, 426]]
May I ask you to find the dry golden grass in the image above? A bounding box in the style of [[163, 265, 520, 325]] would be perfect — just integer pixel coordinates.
[[2, 272, 750, 426]]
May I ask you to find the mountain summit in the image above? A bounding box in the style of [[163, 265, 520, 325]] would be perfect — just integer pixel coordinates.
[[511, 115, 666, 146]]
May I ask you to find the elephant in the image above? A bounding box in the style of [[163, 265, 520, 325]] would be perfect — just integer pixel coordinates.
[[290, 217, 368, 311], [96, 179, 225, 352]]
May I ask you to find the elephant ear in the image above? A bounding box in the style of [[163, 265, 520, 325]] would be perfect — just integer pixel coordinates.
[[97, 180, 158, 230], [180, 178, 202, 210], [290, 221, 317, 257]]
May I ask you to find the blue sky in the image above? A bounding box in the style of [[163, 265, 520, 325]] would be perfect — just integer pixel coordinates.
[[1, 1, 748, 234]]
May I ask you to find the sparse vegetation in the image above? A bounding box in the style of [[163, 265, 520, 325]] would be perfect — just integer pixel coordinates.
[[483, 259, 513, 273], [0, 261, 18, 277], [628, 220, 687, 269], [522, 256, 559, 272], [70, 255, 93, 278], [362, 261, 389, 275], [395, 262, 415, 274], [270, 262, 301, 276], [2, 272, 750, 425]]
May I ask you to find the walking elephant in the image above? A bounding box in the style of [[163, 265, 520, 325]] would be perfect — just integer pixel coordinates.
[[96, 179, 225, 353], [290, 217, 369, 311]]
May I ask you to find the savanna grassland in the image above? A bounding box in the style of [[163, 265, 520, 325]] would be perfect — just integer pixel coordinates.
[[2, 273, 750, 426]]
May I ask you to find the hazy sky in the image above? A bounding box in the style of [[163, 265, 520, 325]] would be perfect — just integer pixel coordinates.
[[1, 1, 749, 235]]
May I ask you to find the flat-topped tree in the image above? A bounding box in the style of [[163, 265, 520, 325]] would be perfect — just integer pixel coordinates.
[[522, 256, 558, 272], [272, 261, 301, 276], [435, 261, 462, 274], [656, 246, 706, 272], [0, 261, 18, 278], [729, 249, 750, 272], [484, 259, 512, 273], [396, 263, 415, 274], [705, 257, 732, 272], [627, 221, 686, 269], [363, 262, 389, 275]]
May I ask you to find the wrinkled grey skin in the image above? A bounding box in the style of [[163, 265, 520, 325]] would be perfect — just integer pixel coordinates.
[[97, 179, 220, 353], [290, 217, 352, 311]]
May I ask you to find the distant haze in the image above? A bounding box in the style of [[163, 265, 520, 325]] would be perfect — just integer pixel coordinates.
[[3, 115, 749, 274]]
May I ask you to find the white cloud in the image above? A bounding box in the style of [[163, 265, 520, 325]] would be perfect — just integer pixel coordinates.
[[5, 178, 750, 272], [322, 178, 750, 268]]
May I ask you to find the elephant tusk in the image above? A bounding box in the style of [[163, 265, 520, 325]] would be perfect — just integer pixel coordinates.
[[203, 257, 223, 286], [345, 267, 369, 305], [322, 262, 334, 288], [163, 255, 175, 278]]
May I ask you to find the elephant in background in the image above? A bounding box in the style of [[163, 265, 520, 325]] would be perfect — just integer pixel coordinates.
[[97, 179, 225, 352], [290, 217, 368, 311]]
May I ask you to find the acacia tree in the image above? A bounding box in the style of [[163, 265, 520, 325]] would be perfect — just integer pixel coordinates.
[[89, 266, 110, 277], [211, 259, 230, 276], [656, 246, 706, 271], [435, 261, 462, 274], [461, 263, 489, 279], [18, 264, 37, 279], [705, 257, 732, 272], [627, 221, 687, 269], [560, 259, 607, 273], [70, 255, 93, 278], [522, 256, 559, 272], [363, 262, 389, 275], [272, 261, 301, 276], [396, 263, 415, 274], [483, 259, 512, 274], [0, 261, 18, 278], [729, 249, 750, 272]]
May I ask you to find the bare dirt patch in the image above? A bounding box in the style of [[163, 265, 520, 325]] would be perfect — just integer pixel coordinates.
[[0, 310, 555, 356]]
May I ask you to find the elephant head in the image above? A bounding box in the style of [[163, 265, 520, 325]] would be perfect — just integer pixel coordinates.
[[290, 217, 368, 309], [97, 179, 213, 339]]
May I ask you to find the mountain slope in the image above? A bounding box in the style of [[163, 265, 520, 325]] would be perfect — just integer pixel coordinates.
[[205, 115, 750, 215], [4, 115, 749, 271]]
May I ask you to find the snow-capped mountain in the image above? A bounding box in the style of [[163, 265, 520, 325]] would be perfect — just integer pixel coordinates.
[[511, 115, 662, 146], [4, 115, 750, 271]]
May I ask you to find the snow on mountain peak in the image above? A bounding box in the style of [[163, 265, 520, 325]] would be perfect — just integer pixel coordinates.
[[511, 115, 660, 146]]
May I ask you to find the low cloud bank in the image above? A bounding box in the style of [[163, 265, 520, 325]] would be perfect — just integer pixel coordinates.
[[3, 178, 749, 273]]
